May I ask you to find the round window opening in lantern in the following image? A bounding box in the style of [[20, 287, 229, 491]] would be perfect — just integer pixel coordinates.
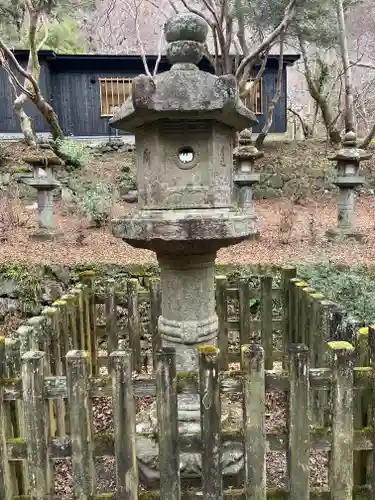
[[178, 147, 195, 166]]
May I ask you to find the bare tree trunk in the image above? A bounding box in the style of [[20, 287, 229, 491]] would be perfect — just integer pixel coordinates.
[[255, 34, 285, 148], [11, 9, 40, 146], [288, 107, 313, 139], [13, 88, 37, 147], [34, 94, 64, 140], [0, 34, 64, 142], [298, 35, 342, 144], [336, 0, 356, 133], [360, 122, 375, 148]]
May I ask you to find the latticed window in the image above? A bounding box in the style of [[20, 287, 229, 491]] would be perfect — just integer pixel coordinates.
[[242, 79, 263, 114], [99, 78, 132, 117]]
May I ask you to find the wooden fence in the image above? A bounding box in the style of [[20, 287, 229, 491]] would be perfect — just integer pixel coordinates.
[[4, 266, 374, 497], [11, 266, 360, 374], [0, 336, 374, 499]]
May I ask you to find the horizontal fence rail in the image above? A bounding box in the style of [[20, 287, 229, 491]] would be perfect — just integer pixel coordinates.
[[0, 339, 374, 499]]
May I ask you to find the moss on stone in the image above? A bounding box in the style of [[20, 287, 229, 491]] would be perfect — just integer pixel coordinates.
[[354, 367, 372, 377], [176, 372, 198, 393], [296, 281, 309, 288], [327, 340, 354, 351], [52, 299, 67, 306], [94, 432, 115, 443], [41, 306, 57, 316], [359, 327, 369, 335], [1, 377, 21, 386], [7, 437, 26, 444], [198, 345, 218, 354], [139, 492, 161, 500]]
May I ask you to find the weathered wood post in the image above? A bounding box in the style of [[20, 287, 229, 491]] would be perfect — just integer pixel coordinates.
[[242, 344, 266, 500], [328, 341, 354, 500]]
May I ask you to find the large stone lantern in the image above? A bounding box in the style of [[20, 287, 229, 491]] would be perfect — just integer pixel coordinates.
[[110, 11, 258, 481]]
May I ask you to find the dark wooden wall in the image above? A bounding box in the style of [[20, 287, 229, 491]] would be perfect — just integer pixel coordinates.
[[0, 60, 51, 134], [254, 66, 288, 134], [0, 56, 289, 136]]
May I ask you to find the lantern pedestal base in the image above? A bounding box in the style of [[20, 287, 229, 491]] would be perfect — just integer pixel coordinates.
[[136, 397, 244, 486]]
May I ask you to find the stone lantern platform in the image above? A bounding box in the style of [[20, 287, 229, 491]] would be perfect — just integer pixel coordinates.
[[110, 11, 259, 482]]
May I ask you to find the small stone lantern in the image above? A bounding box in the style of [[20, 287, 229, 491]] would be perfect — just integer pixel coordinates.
[[233, 128, 262, 213], [110, 12, 259, 481], [22, 152, 63, 240], [327, 131, 371, 240]]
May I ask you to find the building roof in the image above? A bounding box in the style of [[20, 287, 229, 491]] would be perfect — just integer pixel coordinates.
[[12, 50, 300, 72]]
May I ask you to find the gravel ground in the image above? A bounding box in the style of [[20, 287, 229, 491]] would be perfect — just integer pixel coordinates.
[[1, 196, 375, 266]]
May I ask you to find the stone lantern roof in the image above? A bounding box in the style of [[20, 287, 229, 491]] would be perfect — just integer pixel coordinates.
[[110, 13, 258, 132]]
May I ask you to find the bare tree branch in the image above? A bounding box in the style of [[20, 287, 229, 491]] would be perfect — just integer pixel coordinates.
[[235, 0, 297, 81], [336, 0, 355, 133]]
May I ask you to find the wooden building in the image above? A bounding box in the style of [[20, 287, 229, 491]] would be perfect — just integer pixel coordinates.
[[0, 50, 300, 138]]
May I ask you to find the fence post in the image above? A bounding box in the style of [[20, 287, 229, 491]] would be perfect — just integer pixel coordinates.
[[294, 281, 309, 344], [149, 277, 161, 370], [241, 344, 266, 500], [127, 279, 142, 373], [110, 348, 138, 499], [215, 275, 228, 371], [79, 271, 98, 375], [300, 286, 315, 347], [353, 325, 372, 486], [328, 341, 354, 500], [281, 267, 296, 370], [0, 337, 12, 500], [260, 276, 273, 370], [288, 278, 301, 346], [288, 344, 310, 500], [71, 287, 86, 350], [238, 279, 251, 366], [63, 293, 78, 348], [66, 350, 95, 498], [52, 297, 70, 364], [5, 336, 27, 495], [155, 347, 180, 500], [368, 325, 375, 495], [308, 292, 325, 367], [22, 350, 52, 498], [41, 306, 64, 438], [199, 346, 222, 500], [105, 279, 117, 362]]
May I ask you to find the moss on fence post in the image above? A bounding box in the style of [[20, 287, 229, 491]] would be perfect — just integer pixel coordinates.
[[241, 344, 266, 500], [155, 347, 180, 500], [105, 279, 117, 364], [149, 277, 161, 370], [79, 270, 98, 376], [22, 350, 52, 497], [110, 348, 138, 499], [328, 341, 354, 500], [0, 337, 13, 500], [66, 350, 95, 497], [260, 276, 273, 370], [281, 267, 296, 370], [199, 346, 222, 500], [288, 344, 310, 500], [127, 279, 141, 373], [215, 275, 228, 371]]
